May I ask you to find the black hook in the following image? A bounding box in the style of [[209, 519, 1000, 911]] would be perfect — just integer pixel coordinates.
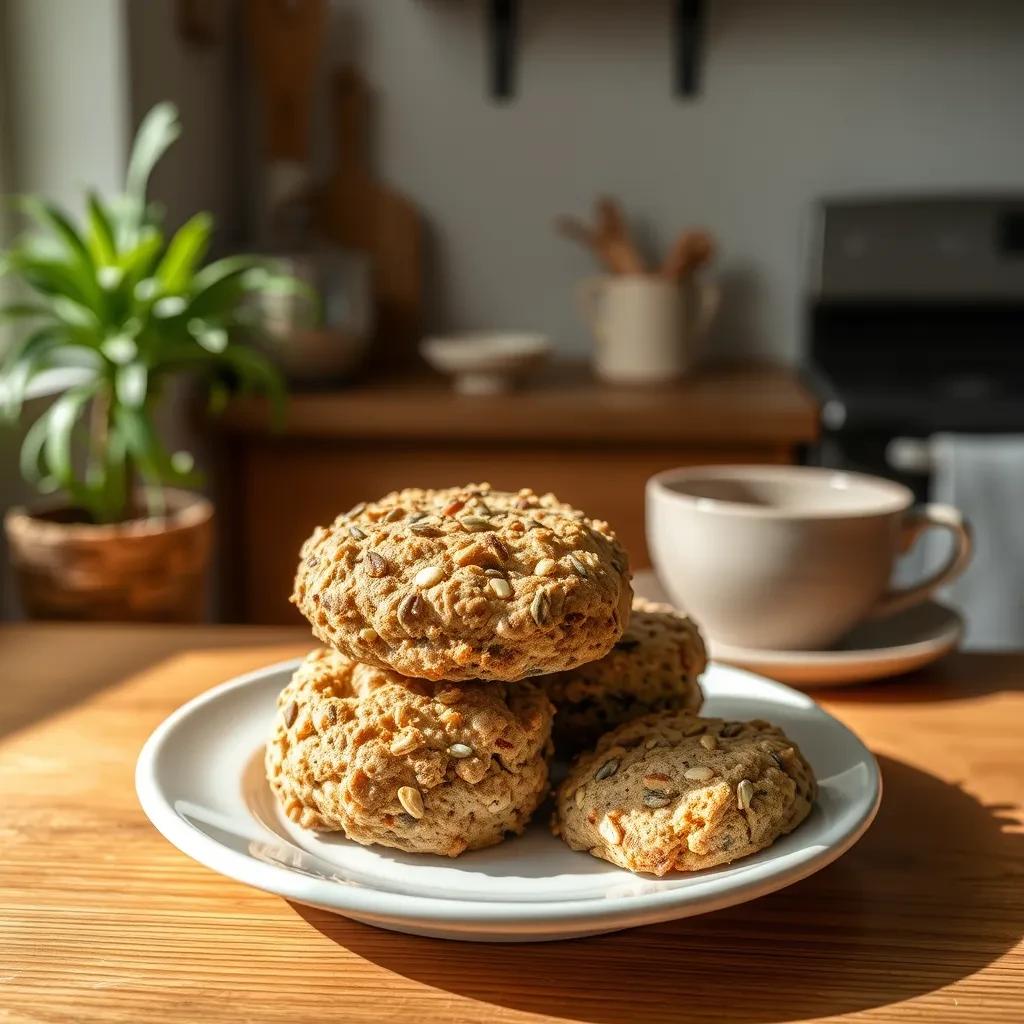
[[488, 0, 518, 101], [673, 0, 706, 97]]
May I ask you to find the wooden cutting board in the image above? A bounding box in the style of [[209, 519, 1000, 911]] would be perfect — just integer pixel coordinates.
[[247, 0, 326, 163], [321, 67, 423, 361]]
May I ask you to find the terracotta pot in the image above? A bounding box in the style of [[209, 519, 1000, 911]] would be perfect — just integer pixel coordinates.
[[4, 489, 214, 622]]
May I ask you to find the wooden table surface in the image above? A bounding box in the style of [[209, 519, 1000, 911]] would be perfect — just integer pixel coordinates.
[[2, 624, 1022, 1024]]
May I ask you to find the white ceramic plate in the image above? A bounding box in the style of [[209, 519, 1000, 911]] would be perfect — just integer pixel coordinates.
[[709, 601, 963, 688], [136, 660, 881, 943]]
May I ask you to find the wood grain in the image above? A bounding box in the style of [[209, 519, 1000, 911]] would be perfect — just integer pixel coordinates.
[[247, 0, 327, 161], [220, 363, 819, 446], [1, 626, 1022, 1023]]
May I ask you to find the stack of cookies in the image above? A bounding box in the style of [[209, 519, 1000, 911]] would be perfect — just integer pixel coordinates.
[[266, 483, 816, 875]]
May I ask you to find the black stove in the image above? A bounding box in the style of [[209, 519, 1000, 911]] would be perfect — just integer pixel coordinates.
[[804, 197, 1024, 496]]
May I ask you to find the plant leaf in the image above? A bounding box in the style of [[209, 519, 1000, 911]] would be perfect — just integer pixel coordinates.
[[102, 422, 129, 523], [152, 295, 187, 319], [115, 364, 148, 408], [87, 412, 128, 523], [115, 404, 202, 508], [97, 266, 123, 290], [110, 228, 163, 328], [50, 295, 99, 333], [7, 250, 97, 309], [113, 406, 165, 517], [0, 302, 52, 321], [186, 255, 272, 317], [217, 343, 286, 425], [245, 269, 314, 300], [17, 197, 95, 275], [86, 192, 118, 266], [0, 326, 68, 419], [41, 385, 96, 510], [123, 103, 181, 232], [118, 227, 163, 282], [100, 334, 138, 365], [190, 254, 271, 292], [19, 407, 54, 483], [187, 318, 227, 354], [156, 212, 212, 293]]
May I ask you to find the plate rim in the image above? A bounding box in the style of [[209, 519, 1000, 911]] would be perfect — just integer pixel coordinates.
[[136, 658, 882, 935]]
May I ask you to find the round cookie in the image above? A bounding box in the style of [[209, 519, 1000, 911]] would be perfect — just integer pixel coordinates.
[[266, 648, 554, 857], [291, 483, 633, 682], [554, 711, 816, 875], [348, 483, 580, 522], [541, 598, 706, 754]]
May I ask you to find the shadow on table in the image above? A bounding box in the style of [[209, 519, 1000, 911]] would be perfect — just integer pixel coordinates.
[[290, 754, 1024, 1023]]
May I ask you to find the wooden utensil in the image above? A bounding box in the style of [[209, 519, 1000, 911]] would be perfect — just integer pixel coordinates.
[[555, 197, 647, 275], [594, 195, 647, 273], [662, 228, 715, 281], [321, 67, 423, 361]]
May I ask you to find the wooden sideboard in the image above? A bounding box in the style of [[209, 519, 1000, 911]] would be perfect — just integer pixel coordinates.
[[214, 363, 818, 623]]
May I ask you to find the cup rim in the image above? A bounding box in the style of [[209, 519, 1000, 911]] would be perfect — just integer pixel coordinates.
[[647, 465, 914, 520]]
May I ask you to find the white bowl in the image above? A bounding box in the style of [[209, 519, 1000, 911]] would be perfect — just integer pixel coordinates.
[[420, 331, 550, 394]]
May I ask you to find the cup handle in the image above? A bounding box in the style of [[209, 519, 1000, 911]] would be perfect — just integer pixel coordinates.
[[867, 503, 973, 619], [692, 280, 721, 339], [575, 276, 606, 333]]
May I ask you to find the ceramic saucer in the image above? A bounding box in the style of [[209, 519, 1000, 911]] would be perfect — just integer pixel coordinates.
[[633, 569, 962, 688], [708, 601, 963, 688]]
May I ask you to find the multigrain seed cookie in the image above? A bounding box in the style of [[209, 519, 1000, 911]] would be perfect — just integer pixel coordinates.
[[292, 483, 633, 682], [347, 484, 580, 522], [554, 711, 816, 875], [541, 598, 706, 754], [266, 648, 554, 857]]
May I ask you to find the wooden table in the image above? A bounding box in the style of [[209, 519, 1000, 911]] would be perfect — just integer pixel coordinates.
[[2, 624, 1022, 1024], [214, 363, 819, 622]]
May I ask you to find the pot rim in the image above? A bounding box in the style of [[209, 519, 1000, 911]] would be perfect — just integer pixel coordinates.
[[4, 487, 214, 541]]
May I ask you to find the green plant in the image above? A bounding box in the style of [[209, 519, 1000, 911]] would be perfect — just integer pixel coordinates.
[[0, 102, 295, 523]]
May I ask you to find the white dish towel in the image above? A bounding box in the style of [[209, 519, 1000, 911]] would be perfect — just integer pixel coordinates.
[[911, 433, 1024, 650]]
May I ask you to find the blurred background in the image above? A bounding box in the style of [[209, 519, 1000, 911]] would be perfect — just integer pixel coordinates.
[[2, 0, 1023, 646]]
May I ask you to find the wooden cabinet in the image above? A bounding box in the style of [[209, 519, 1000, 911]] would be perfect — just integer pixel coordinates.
[[214, 363, 818, 623]]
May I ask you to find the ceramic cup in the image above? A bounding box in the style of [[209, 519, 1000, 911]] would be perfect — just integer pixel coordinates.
[[646, 465, 973, 650], [577, 275, 719, 383]]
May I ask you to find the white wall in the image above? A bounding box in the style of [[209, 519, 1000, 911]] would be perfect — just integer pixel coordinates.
[[126, 0, 241, 241], [0, 0, 130, 617], [312, 0, 1024, 362], [3, 0, 128, 210]]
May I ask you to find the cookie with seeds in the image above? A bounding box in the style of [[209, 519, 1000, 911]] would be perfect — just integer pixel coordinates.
[[292, 483, 633, 682], [554, 710, 816, 875], [347, 483, 580, 522], [541, 598, 706, 755], [266, 648, 554, 857]]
